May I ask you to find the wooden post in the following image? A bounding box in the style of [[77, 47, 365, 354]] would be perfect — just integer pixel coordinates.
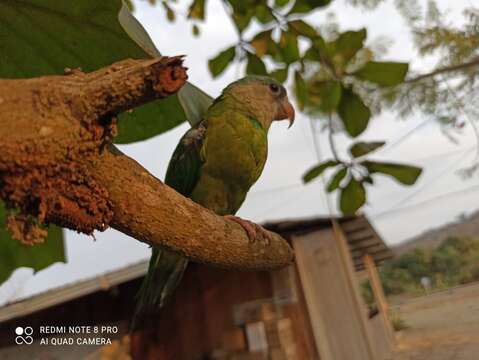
[[292, 234, 334, 360], [332, 221, 376, 360], [363, 254, 395, 341], [293, 225, 375, 360]]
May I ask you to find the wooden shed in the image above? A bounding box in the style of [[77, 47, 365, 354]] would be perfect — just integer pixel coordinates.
[[0, 215, 393, 360]]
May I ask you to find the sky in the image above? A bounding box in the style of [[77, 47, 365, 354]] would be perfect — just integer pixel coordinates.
[[1, 0, 478, 305]]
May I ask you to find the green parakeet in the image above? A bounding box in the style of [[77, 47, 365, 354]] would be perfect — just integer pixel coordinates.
[[133, 76, 295, 325]]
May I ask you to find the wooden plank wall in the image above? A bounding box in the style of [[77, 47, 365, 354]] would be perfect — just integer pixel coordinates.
[[293, 227, 375, 360], [281, 267, 320, 360], [0, 260, 317, 360], [131, 263, 273, 359]]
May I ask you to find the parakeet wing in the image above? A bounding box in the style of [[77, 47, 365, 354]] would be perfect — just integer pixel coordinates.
[[164, 121, 206, 195], [132, 122, 206, 326]]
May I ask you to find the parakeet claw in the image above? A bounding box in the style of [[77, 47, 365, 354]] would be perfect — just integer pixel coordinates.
[[224, 215, 272, 245]]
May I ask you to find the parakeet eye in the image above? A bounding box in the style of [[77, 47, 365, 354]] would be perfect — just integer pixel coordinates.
[[269, 83, 280, 93]]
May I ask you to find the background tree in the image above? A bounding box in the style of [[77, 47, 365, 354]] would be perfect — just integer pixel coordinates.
[[362, 236, 479, 301]]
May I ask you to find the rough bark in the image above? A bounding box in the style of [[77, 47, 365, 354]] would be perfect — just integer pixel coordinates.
[[0, 56, 293, 270]]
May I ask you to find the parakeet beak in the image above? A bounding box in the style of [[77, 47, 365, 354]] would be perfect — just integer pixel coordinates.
[[275, 98, 295, 128]]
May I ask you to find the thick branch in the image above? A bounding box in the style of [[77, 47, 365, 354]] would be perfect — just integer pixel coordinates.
[[94, 146, 293, 270], [0, 57, 293, 270], [74, 57, 187, 122]]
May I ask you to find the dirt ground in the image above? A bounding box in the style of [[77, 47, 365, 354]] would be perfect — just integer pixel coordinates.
[[388, 282, 479, 360]]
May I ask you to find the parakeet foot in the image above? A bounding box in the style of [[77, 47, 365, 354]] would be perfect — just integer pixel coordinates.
[[224, 215, 272, 245]]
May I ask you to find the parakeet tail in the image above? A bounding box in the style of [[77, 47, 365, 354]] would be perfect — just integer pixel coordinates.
[[131, 247, 188, 330]]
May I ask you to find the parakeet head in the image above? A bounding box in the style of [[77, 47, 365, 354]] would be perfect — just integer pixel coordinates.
[[222, 76, 295, 129]]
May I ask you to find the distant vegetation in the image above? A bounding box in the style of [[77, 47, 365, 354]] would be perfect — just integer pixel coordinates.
[[362, 236, 479, 303]]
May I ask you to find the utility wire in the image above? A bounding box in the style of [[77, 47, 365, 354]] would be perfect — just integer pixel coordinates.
[[249, 145, 477, 197], [385, 147, 474, 211], [379, 117, 433, 155], [413, 145, 476, 163], [371, 184, 479, 220], [309, 118, 334, 214]]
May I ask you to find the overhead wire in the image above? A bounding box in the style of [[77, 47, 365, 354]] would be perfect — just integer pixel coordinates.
[[381, 146, 475, 212], [374, 75, 479, 216], [309, 117, 334, 214], [371, 183, 479, 220], [379, 117, 433, 155]]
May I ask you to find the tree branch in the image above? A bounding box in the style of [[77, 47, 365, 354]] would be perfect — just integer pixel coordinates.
[[0, 57, 293, 271], [405, 57, 479, 83], [94, 146, 293, 270], [74, 57, 187, 122]]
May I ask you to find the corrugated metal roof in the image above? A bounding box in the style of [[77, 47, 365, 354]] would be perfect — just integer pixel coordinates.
[[0, 215, 391, 323], [0, 261, 147, 324], [264, 215, 393, 271], [339, 216, 392, 270]]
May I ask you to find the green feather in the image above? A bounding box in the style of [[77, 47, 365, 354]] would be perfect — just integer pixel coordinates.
[[133, 76, 282, 328]]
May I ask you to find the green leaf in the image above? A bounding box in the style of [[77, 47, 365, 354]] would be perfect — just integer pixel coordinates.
[[255, 4, 274, 24], [362, 161, 422, 185], [115, 96, 187, 143], [162, 2, 176, 22], [279, 31, 300, 64], [337, 86, 371, 137], [309, 80, 342, 113], [294, 71, 308, 110], [354, 61, 409, 87], [328, 29, 367, 70], [227, 0, 252, 12], [208, 46, 236, 77], [174, 82, 214, 128], [0, 1, 145, 78], [0, 202, 65, 285], [188, 0, 206, 20], [246, 53, 268, 75], [232, 9, 254, 33], [288, 20, 318, 39], [304, 37, 328, 62], [289, 0, 333, 14], [119, 6, 214, 127], [270, 68, 289, 83], [327, 167, 348, 192], [250, 30, 273, 57], [267, 41, 283, 62], [303, 160, 338, 183], [124, 0, 134, 11], [192, 24, 200, 37], [118, 2, 159, 57], [304, 45, 321, 61], [349, 141, 385, 158], [340, 178, 366, 215], [275, 0, 290, 6], [119, 2, 213, 134]]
